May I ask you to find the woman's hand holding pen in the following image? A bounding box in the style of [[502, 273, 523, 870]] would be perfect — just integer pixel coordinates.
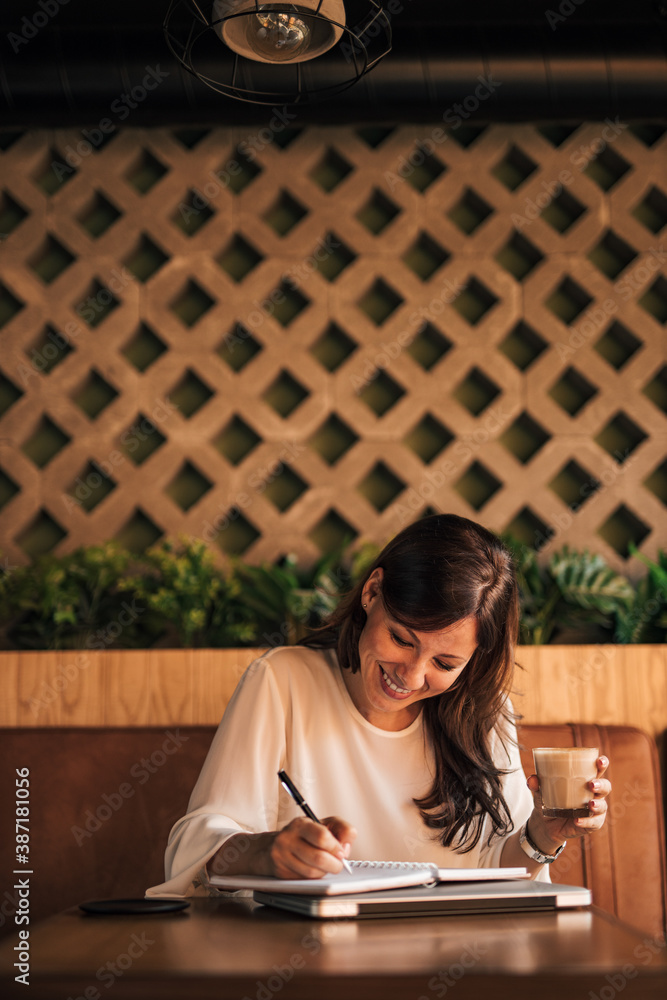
[[206, 769, 356, 880], [267, 816, 357, 879], [271, 769, 356, 877], [206, 819, 357, 880]]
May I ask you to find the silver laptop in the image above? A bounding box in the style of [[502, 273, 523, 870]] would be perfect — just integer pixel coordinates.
[[253, 879, 592, 919]]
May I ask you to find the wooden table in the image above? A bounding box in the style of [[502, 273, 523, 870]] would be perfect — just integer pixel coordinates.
[[1, 897, 666, 1000]]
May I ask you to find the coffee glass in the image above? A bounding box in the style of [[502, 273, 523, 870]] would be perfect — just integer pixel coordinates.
[[532, 747, 599, 819]]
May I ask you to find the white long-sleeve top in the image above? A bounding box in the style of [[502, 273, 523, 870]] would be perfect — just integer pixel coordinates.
[[146, 645, 541, 897]]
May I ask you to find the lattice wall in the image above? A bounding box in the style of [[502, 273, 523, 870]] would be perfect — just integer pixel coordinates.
[[1, 122, 666, 573]]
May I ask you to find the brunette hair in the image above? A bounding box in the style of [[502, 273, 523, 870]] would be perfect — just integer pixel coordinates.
[[308, 513, 520, 852]]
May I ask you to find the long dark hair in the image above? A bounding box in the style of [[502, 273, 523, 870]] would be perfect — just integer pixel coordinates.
[[308, 513, 520, 852]]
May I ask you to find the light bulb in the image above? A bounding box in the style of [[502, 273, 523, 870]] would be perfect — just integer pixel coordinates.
[[246, 6, 312, 62], [213, 0, 346, 66]]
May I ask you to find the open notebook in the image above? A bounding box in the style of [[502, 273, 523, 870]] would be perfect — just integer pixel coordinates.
[[207, 860, 529, 896]]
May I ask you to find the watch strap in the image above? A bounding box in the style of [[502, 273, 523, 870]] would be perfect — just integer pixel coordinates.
[[519, 822, 566, 864]]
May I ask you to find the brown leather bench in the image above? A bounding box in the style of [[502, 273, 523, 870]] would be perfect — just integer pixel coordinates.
[[0, 723, 665, 938]]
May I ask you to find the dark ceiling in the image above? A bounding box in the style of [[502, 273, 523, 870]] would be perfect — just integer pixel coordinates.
[[0, 1, 666, 125], [1, 1, 663, 29]]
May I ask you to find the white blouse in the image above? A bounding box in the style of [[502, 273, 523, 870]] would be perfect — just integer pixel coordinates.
[[147, 645, 542, 896]]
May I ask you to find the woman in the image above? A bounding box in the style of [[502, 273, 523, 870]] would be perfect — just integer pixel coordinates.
[[147, 514, 610, 897]]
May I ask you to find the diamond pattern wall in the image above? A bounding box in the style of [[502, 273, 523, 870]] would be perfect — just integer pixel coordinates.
[[0, 122, 666, 572]]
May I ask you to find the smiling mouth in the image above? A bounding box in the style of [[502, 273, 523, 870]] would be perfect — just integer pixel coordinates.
[[380, 666, 414, 696]]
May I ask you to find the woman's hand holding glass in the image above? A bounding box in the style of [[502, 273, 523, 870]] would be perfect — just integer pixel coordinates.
[[526, 755, 612, 855]]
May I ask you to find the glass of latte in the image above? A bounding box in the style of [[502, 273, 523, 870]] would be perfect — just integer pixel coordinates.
[[532, 747, 599, 819]]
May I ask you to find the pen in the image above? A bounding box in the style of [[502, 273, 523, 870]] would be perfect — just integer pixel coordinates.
[[278, 769, 353, 874]]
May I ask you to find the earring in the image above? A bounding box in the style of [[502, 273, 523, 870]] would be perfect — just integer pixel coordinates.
[[362, 603, 367, 608]]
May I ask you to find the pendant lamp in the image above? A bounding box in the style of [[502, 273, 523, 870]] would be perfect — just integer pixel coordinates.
[[164, 0, 392, 104]]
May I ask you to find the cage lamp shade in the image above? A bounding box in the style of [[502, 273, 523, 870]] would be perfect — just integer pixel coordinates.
[[213, 0, 346, 64], [163, 0, 393, 105]]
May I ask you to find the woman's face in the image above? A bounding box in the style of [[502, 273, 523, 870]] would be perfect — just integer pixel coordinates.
[[343, 568, 478, 732]]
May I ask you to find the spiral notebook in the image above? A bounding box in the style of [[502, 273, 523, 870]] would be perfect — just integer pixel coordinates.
[[208, 860, 529, 896]]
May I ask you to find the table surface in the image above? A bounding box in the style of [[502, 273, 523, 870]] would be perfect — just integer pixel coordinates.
[[1, 897, 666, 1000]]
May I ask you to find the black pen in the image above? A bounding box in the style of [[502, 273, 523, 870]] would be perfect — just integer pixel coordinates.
[[278, 769, 353, 874]]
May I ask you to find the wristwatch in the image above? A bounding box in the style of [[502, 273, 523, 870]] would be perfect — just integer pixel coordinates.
[[519, 822, 566, 864]]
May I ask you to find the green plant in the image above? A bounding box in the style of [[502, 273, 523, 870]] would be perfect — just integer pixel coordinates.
[[121, 536, 256, 647], [1, 535, 665, 651], [348, 541, 381, 583], [614, 546, 667, 643], [503, 537, 635, 645], [231, 547, 355, 645], [0, 557, 26, 649], [5, 543, 152, 650]]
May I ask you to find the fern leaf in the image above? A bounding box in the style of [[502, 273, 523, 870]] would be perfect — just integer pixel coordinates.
[[629, 544, 667, 590], [549, 547, 634, 614]]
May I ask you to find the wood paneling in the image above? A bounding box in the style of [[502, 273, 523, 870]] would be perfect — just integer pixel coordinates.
[[513, 645, 667, 743], [2, 647, 666, 746], [1, 648, 260, 728]]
